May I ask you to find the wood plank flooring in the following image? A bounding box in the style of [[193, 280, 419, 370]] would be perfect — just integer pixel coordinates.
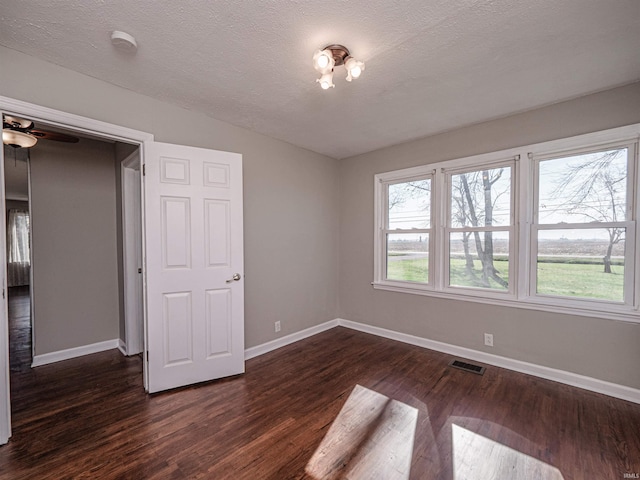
[[305, 384, 418, 479], [1, 288, 639, 479]]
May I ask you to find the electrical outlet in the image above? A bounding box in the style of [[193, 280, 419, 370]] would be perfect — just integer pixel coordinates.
[[484, 333, 494, 347], [275, 321, 281, 333]]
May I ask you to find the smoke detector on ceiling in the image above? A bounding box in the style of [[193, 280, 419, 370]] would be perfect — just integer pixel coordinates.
[[111, 31, 138, 53]]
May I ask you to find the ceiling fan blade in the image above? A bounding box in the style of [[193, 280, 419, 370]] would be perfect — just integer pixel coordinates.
[[29, 129, 79, 143], [3, 115, 34, 130]]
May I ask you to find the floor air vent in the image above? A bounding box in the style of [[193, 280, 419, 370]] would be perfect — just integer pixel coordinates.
[[449, 359, 485, 375]]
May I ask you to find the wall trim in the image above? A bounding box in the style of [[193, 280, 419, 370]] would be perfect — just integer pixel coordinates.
[[5, 194, 29, 202], [244, 318, 639, 404], [32, 339, 120, 367], [118, 339, 128, 356], [244, 319, 339, 360], [0, 95, 155, 144], [336, 318, 640, 404]]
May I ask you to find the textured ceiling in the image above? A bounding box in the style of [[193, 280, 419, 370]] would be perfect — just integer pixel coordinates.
[[1, 0, 639, 159]]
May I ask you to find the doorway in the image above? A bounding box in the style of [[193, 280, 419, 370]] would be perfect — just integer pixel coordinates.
[[3, 119, 144, 358], [1, 95, 246, 445], [0, 101, 153, 444], [3, 145, 32, 373], [5, 123, 144, 368]]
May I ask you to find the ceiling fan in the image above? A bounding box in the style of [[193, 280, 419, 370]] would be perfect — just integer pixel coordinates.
[[2, 115, 79, 149]]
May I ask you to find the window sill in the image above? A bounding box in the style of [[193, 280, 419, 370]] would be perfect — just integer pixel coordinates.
[[372, 281, 640, 324]]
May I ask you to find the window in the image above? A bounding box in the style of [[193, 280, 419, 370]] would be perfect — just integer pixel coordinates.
[[445, 163, 514, 292], [6, 209, 30, 287], [374, 124, 640, 322], [383, 176, 432, 284], [533, 145, 634, 304]]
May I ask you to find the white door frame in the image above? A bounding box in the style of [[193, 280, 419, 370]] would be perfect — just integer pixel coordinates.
[[0, 95, 154, 445], [121, 151, 144, 356], [0, 145, 10, 445]]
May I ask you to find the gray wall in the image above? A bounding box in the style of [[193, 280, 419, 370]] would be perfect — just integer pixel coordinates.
[[29, 138, 120, 355], [0, 45, 340, 349], [3, 146, 29, 201], [338, 82, 640, 389]]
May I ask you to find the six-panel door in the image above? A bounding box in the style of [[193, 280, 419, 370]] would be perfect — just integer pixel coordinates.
[[144, 142, 244, 393]]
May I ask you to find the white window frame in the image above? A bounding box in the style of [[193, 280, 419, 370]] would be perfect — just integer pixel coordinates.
[[375, 167, 436, 292], [373, 123, 640, 324], [528, 140, 637, 309], [381, 173, 434, 287], [442, 158, 517, 297]]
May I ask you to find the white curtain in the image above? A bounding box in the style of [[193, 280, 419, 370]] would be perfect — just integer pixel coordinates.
[[7, 209, 30, 287]]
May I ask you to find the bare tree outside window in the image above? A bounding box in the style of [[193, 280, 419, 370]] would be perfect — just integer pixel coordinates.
[[539, 148, 627, 274], [536, 148, 628, 301], [449, 166, 511, 290]]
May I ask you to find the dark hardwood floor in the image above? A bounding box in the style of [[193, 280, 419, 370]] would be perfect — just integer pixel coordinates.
[[1, 287, 639, 479]]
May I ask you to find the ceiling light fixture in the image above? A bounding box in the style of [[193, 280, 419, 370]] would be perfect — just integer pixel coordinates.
[[312, 49, 335, 74], [313, 44, 364, 89], [317, 72, 335, 90], [2, 129, 37, 149], [344, 57, 365, 82]]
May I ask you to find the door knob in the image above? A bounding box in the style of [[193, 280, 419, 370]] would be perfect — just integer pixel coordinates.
[[226, 273, 242, 283]]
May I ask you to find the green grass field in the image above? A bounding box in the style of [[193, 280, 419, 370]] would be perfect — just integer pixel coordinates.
[[387, 257, 624, 301]]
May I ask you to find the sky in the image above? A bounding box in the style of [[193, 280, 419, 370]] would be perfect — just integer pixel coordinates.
[[387, 147, 629, 243]]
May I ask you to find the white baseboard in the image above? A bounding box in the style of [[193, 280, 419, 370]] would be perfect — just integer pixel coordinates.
[[35, 321, 634, 403], [245, 318, 639, 404], [32, 339, 120, 367], [245, 319, 339, 360], [336, 318, 640, 405], [118, 339, 127, 356]]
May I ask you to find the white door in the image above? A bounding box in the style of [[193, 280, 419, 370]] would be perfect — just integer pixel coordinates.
[[122, 152, 144, 356], [144, 142, 244, 393], [0, 145, 10, 444]]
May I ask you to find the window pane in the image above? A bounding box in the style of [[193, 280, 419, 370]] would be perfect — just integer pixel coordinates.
[[537, 229, 625, 301], [388, 179, 431, 229], [386, 233, 429, 283], [449, 231, 509, 290], [8, 211, 30, 264], [538, 148, 628, 224], [450, 166, 511, 228]]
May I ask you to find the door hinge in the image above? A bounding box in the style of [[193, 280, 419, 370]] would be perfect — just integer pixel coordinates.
[[2, 289, 4, 300], [142, 164, 146, 176], [146, 351, 149, 362]]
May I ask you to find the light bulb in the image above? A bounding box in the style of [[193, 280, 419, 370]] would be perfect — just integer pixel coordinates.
[[345, 57, 365, 82], [316, 72, 335, 90], [313, 49, 335, 74], [317, 55, 329, 69]]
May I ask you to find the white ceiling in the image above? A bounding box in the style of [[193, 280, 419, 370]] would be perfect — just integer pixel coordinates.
[[1, 0, 639, 159]]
